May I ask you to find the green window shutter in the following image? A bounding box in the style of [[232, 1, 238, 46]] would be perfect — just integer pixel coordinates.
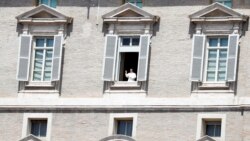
[[226, 34, 239, 81], [190, 35, 206, 81], [51, 35, 63, 81], [17, 35, 32, 81], [102, 35, 118, 81], [137, 35, 150, 81]]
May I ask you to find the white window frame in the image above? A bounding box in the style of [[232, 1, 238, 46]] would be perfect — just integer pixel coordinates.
[[22, 113, 52, 141], [204, 36, 229, 83], [115, 35, 141, 81], [31, 36, 54, 82], [196, 114, 226, 141], [108, 113, 137, 138]]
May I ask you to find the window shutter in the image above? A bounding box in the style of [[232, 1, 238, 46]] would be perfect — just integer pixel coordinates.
[[51, 35, 63, 81], [137, 35, 150, 81], [102, 35, 118, 81], [226, 34, 239, 81], [190, 34, 205, 81], [17, 35, 32, 81]]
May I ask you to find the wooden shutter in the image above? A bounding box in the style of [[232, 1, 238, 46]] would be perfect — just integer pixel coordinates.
[[137, 35, 150, 81], [226, 34, 239, 81], [102, 35, 118, 81], [51, 35, 63, 81], [190, 34, 205, 81], [17, 35, 32, 81]]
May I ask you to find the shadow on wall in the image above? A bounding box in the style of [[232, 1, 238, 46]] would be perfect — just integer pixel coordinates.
[[0, 0, 212, 7]]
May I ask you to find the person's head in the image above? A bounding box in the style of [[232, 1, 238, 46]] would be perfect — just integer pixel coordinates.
[[130, 68, 133, 72]]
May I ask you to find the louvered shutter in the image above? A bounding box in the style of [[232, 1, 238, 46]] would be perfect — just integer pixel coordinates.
[[102, 35, 118, 81], [190, 35, 205, 81], [51, 35, 63, 81], [137, 35, 150, 81], [17, 35, 32, 81], [226, 34, 239, 81]]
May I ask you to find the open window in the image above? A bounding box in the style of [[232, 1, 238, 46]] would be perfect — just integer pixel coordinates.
[[102, 3, 159, 93], [189, 2, 248, 93], [213, 0, 232, 8], [16, 5, 72, 95]]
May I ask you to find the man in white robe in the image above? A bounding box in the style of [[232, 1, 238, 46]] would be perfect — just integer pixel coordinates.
[[125, 68, 136, 82]]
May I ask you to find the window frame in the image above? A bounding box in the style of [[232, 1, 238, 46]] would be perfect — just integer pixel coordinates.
[[115, 35, 141, 81], [31, 36, 54, 82], [205, 121, 222, 137], [30, 119, 48, 137], [196, 114, 226, 141], [22, 113, 52, 141], [204, 36, 229, 83], [108, 113, 137, 138]]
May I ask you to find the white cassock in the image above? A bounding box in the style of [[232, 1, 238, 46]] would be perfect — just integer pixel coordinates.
[[125, 72, 136, 82]]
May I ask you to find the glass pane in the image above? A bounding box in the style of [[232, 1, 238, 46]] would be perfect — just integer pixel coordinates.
[[218, 60, 227, 71], [40, 121, 47, 137], [40, 0, 49, 5], [136, 2, 143, 8], [132, 38, 140, 46], [44, 60, 52, 71], [117, 121, 126, 135], [122, 38, 130, 46], [215, 125, 221, 137], [220, 38, 228, 47], [208, 50, 217, 59], [33, 71, 42, 81], [34, 60, 43, 71], [35, 50, 44, 59], [50, 0, 57, 8], [209, 38, 218, 47], [36, 39, 45, 47], [206, 125, 215, 136], [126, 121, 133, 136], [224, 1, 232, 8], [219, 49, 227, 59], [46, 50, 53, 59], [207, 72, 215, 81], [44, 71, 51, 81], [31, 122, 40, 136], [46, 39, 54, 47], [207, 61, 216, 71], [218, 72, 226, 81]]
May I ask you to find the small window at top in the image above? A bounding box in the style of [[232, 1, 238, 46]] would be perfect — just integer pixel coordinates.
[[214, 0, 232, 8], [124, 0, 143, 8], [121, 37, 140, 47], [38, 0, 57, 8]]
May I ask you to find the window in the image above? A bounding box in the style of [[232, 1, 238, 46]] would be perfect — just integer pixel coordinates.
[[103, 35, 150, 82], [190, 34, 239, 87], [205, 37, 228, 82], [38, 0, 57, 8], [116, 119, 133, 136], [124, 0, 143, 8], [32, 37, 54, 82], [108, 113, 137, 138], [215, 0, 232, 8], [22, 113, 52, 141], [196, 114, 226, 141], [30, 119, 47, 137], [205, 121, 221, 137]]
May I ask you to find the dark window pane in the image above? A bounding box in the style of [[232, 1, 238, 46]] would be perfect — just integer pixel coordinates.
[[220, 38, 228, 47], [31, 120, 47, 137], [205, 121, 221, 137], [206, 125, 215, 136], [36, 39, 45, 47], [132, 38, 140, 46], [209, 38, 218, 47], [46, 39, 54, 47], [215, 125, 221, 137], [122, 38, 130, 46], [117, 120, 133, 136]]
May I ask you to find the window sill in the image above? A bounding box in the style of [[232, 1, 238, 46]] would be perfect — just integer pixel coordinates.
[[26, 82, 54, 88], [198, 82, 229, 90]]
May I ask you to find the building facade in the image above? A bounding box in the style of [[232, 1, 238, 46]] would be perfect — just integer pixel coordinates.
[[1, 0, 250, 141]]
